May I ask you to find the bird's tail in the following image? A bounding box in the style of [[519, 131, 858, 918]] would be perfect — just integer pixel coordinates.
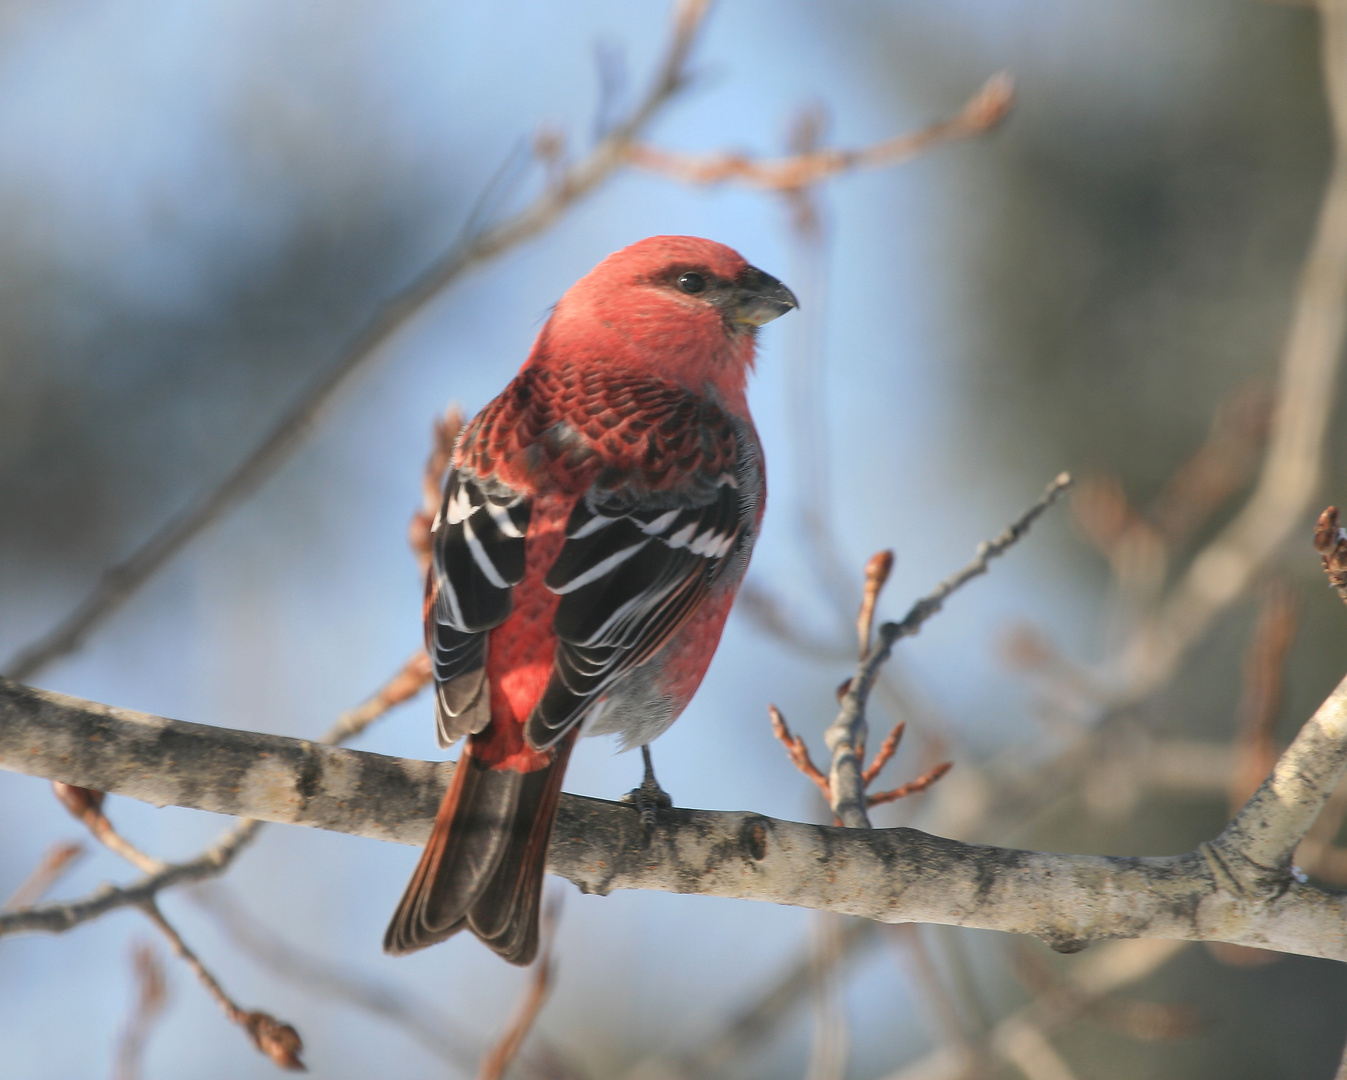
[[383, 729, 576, 964]]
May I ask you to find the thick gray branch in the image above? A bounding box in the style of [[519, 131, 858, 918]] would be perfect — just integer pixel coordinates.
[[3, 677, 1347, 960]]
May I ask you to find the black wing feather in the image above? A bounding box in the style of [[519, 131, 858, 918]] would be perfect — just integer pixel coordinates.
[[427, 470, 530, 747], [526, 479, 745, 749]]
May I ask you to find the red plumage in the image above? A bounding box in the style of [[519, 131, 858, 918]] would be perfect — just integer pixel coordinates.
[[384, 236, 796, 962]]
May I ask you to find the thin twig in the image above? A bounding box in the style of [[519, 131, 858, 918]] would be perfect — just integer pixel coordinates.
[[478, 894, 562, 1080], [803, 914, 848, 1080], [736, 582, 853, 660], [824, 473, 1072, 828], [4, 841, 85, 910], [1010, 943, 1199, 1043], [629, 73, 1013, 191], [409, 404, 465, 576], [140, 900, 305, 1072], [857, 550, 895, 660], [867, 762, 953, 809], [881, 940, 1190, 1080], [1149, 382, 1272, 550], [769, 705, 832, 801], [114, 942, 169, 1080], [861, 723, 905, 788], [1228, 583, 1297, 812], [327, 651, 433, 747], [52, 782, 164, 875], [193, 886, 491, 1075], [1, 0, 716, 683]]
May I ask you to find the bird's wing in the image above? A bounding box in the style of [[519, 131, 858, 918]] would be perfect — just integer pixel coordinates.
[[526, 437, 753, 751], [425, 468, 531, 748]]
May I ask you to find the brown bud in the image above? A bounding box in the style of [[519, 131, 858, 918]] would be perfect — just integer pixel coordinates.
[[244, 1012, 306, 1072], [51, 782, 105, 820], [864, 550, 894, 591]]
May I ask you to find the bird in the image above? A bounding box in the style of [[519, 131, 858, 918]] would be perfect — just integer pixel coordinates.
[[384, 235, 797, 964]]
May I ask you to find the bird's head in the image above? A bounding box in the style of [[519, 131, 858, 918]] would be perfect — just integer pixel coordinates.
[[536, 235, 797, 412]]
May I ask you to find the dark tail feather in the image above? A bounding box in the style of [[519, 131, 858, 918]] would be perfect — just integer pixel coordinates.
[[383, 731, 576, 965]]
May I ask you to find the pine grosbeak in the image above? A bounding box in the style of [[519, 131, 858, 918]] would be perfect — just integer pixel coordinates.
[[385, 235, 796, 963]]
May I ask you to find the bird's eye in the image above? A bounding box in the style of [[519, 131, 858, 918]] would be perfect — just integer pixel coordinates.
[[677, 271, 706, 295]]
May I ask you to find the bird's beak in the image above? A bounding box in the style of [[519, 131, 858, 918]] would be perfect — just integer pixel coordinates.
[[727, 266, 799, 327]]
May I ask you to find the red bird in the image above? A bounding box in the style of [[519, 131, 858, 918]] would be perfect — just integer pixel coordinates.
[[384, 236, 797, 963]]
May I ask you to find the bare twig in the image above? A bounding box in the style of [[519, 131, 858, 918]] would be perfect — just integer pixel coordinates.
[[327, 651, 433, 747], [194, 886, 495, 1075], [867, 762, 954, 809], [114, 943, 169, 1080], [52, 782, 164, 875], [804, 914, 848, 1080], [1228, 583, 1297, 812], [478, 895, 561, 1080], [736, 582, 852, 660], [862, 722, 905, 788], [4, 841, 85, 910], [1, 0, 716, 683], [629, 73, 1013, 191], [409, 404, 465, 575], [882, 939, 1190, 1080], [1011, 944, 1199, 1043], [825, 473, 1072, 827], [857, 550, 894, 659], [630, 921, 878, 1080], [769, 705, 832, 801], [1149, 383, 1272, 550], [890, 927, 981, 1070], [140, 900, 305, 1071]]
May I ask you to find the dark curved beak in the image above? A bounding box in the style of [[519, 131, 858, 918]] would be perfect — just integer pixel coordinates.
[[728, 266, 799, 327]]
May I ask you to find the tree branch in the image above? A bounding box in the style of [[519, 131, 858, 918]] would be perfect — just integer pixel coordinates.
[[5, 675, 1347, 961]]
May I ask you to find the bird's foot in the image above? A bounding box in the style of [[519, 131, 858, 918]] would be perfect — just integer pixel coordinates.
[[621, 745, 672, 833]]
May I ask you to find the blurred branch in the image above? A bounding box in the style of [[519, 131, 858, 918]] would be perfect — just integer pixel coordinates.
[[4, 841, 84, 910], [0, 0, 716, 683], [114, 943, 168, 1080], [825, 474, 1071, 828], [478, 895, 561, 1080], [140, 900, 305, 1072], [1115, 0, 1347, 699], [8, 676, 1347, 959], [804, 914, 848, 1080], [629, 73, 1013, 190], [881, 939, 1189, 1080], [327, 650, 432, 747], [194, 886, 488, 1076], [1228, 583, 1297, 812], [630, 920, 877, 1080], [409, 404, 465, 577], [1148, 383, 1272, 551]]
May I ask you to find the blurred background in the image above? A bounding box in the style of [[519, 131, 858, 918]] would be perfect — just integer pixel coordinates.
[[2, 0, 1347, 1077]]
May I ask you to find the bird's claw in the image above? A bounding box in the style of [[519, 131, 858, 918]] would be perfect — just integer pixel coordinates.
[[622, 745, 673, 833], [621, 778, 673, 832]]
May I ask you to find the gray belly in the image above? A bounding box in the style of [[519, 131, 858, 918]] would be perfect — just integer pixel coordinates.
[[581, 662, 679, 750]]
